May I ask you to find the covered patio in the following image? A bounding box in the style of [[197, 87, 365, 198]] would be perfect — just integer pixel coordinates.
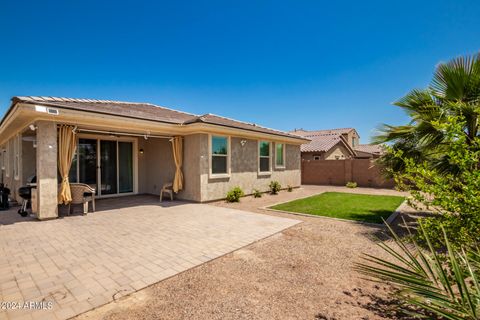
[[0, 195, 300, 319], [5, 121, 185, 220]]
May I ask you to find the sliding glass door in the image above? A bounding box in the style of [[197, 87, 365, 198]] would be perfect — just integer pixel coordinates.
[[118, 142, 133, 193], [69, 138, 134, 196], [100, 140, 117, 195]]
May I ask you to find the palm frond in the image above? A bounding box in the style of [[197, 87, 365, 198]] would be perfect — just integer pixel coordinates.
[[355, 224, 480, 319]]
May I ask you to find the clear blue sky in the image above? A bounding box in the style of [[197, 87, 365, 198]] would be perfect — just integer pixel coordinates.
[[1, 0, 479, 142]]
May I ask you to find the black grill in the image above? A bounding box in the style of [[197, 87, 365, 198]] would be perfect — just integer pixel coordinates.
[[17, 176, 36, 217], [18, 186, 32, 200]]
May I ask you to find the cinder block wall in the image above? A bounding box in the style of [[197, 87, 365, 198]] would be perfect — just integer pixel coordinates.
[[301, 158, 394, 188]]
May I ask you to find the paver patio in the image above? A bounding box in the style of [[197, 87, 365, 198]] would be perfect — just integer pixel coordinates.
[[0, 195, 299, 320]]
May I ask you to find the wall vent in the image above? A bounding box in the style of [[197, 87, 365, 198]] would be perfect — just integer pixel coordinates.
[[47, 108, 59, 115]]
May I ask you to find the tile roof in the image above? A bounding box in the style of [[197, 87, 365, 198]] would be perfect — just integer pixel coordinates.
[[292, 128, 355, 137], [12, 96, 194, 124], [10, 96, 305, 140], [354, 144, 384, 155], [291, 128, 357, 153], [300, 134, 348, 152], [184, 113, 302, 139]]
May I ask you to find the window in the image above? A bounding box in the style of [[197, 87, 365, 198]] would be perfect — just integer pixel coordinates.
[[352, 137, 356, 147], [258, 141, 271, 173], [13, 135, 20, 180], [313, 155, 321, 161], [210, 135, 229, 176], [275, 143, 285, 168]]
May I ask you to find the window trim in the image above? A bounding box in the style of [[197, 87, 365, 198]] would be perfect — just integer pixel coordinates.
[[258, 140, 272, 175], [274, 142, 286, 169], [209, 134, 231, 179], [13, 134, 20, 181]]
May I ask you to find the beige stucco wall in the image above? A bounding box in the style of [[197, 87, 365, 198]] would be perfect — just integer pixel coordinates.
[[35, 121, 58, 219], [301, 142, 352, 161], [197, 135, 301, 202], [176, 134, 203, 202], [10, 129, 301, 205], [342, 130, 360, 148], [301, 151, 326, 161], [324, 144, 352, 160], [137, 137, 176, 196]]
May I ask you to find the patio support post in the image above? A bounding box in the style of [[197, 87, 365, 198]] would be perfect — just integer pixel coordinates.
[[36, 121, 58, 219]]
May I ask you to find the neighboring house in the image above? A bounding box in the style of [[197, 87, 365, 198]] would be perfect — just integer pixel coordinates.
[[292, 127, 392, 188], [354, 144, 384, 159], [0, 96, 308, 220], [292, 127, 384, 160], [291, 128, 358, 160]]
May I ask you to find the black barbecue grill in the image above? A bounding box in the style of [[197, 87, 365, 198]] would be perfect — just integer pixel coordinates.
[[0, 184, 10, 210], [18, 176, 36, 217]]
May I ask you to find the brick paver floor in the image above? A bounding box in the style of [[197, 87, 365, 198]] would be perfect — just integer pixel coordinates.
[[0, 195, 299, 320]]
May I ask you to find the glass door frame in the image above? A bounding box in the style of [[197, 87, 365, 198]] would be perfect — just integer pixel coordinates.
[[72, 133, 138, 198]]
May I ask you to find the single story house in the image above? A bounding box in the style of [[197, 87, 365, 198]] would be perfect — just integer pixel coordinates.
[[0, 96, 308, 220]]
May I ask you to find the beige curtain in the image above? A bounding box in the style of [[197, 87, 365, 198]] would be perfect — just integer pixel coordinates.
[[58, 125, 77, 204], [171, 136, 184, 193]]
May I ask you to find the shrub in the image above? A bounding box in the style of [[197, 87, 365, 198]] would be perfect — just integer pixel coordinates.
[[225, 187, 244, 202], [287, 185, 293, 192], [417, 213, 480, 250], [391, 117, 480, 249], [346, 181, 357, 188], [269, 181, 281, 195], [252, 189, 262, 198], [356, 223, 480, 320]]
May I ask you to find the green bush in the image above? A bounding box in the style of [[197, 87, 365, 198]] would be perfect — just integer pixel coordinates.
[[287, 185, 293, 192], [225, 187, 244, 202], [391, 117, 480, 249], [269, 181, 281, 195], [252, 189, 262, 198], [417, 213, 480, 249], [346, 181, 357, 188]]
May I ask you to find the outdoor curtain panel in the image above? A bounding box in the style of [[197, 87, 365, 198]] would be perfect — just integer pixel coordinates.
[[58, 125, 77, 204], [171, 136, 184, 193]]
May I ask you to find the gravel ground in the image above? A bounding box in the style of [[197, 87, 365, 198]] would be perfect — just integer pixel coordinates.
[[77, 186, 413, 320]]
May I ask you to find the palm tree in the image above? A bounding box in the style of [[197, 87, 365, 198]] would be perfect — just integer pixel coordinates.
[[376, 53, 480, 172]]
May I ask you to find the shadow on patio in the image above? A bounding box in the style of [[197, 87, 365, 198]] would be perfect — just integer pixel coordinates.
[[0, 194, 188, 226]]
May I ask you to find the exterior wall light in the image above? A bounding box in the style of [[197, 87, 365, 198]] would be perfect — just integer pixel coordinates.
[[139, 148, 144, 154], [240, 140, 247, 146]]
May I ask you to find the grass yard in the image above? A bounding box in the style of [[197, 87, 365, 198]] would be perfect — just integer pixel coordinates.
[[270, 192, 405, 224]]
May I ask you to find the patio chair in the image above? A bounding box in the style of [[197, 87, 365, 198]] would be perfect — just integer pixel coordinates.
[[69, 183, 96, 215], [160, 182, 174, 202]]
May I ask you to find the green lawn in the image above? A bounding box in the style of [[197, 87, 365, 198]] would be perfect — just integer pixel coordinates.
[[270, 192, 405, 224]]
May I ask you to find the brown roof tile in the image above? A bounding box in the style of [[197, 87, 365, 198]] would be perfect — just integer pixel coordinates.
[[354, 144, 384, 155], [13, 96, 194, 124], [292, 128, 355, 137], [10, 96, 305, 140], [184, 113, 305, 139]]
